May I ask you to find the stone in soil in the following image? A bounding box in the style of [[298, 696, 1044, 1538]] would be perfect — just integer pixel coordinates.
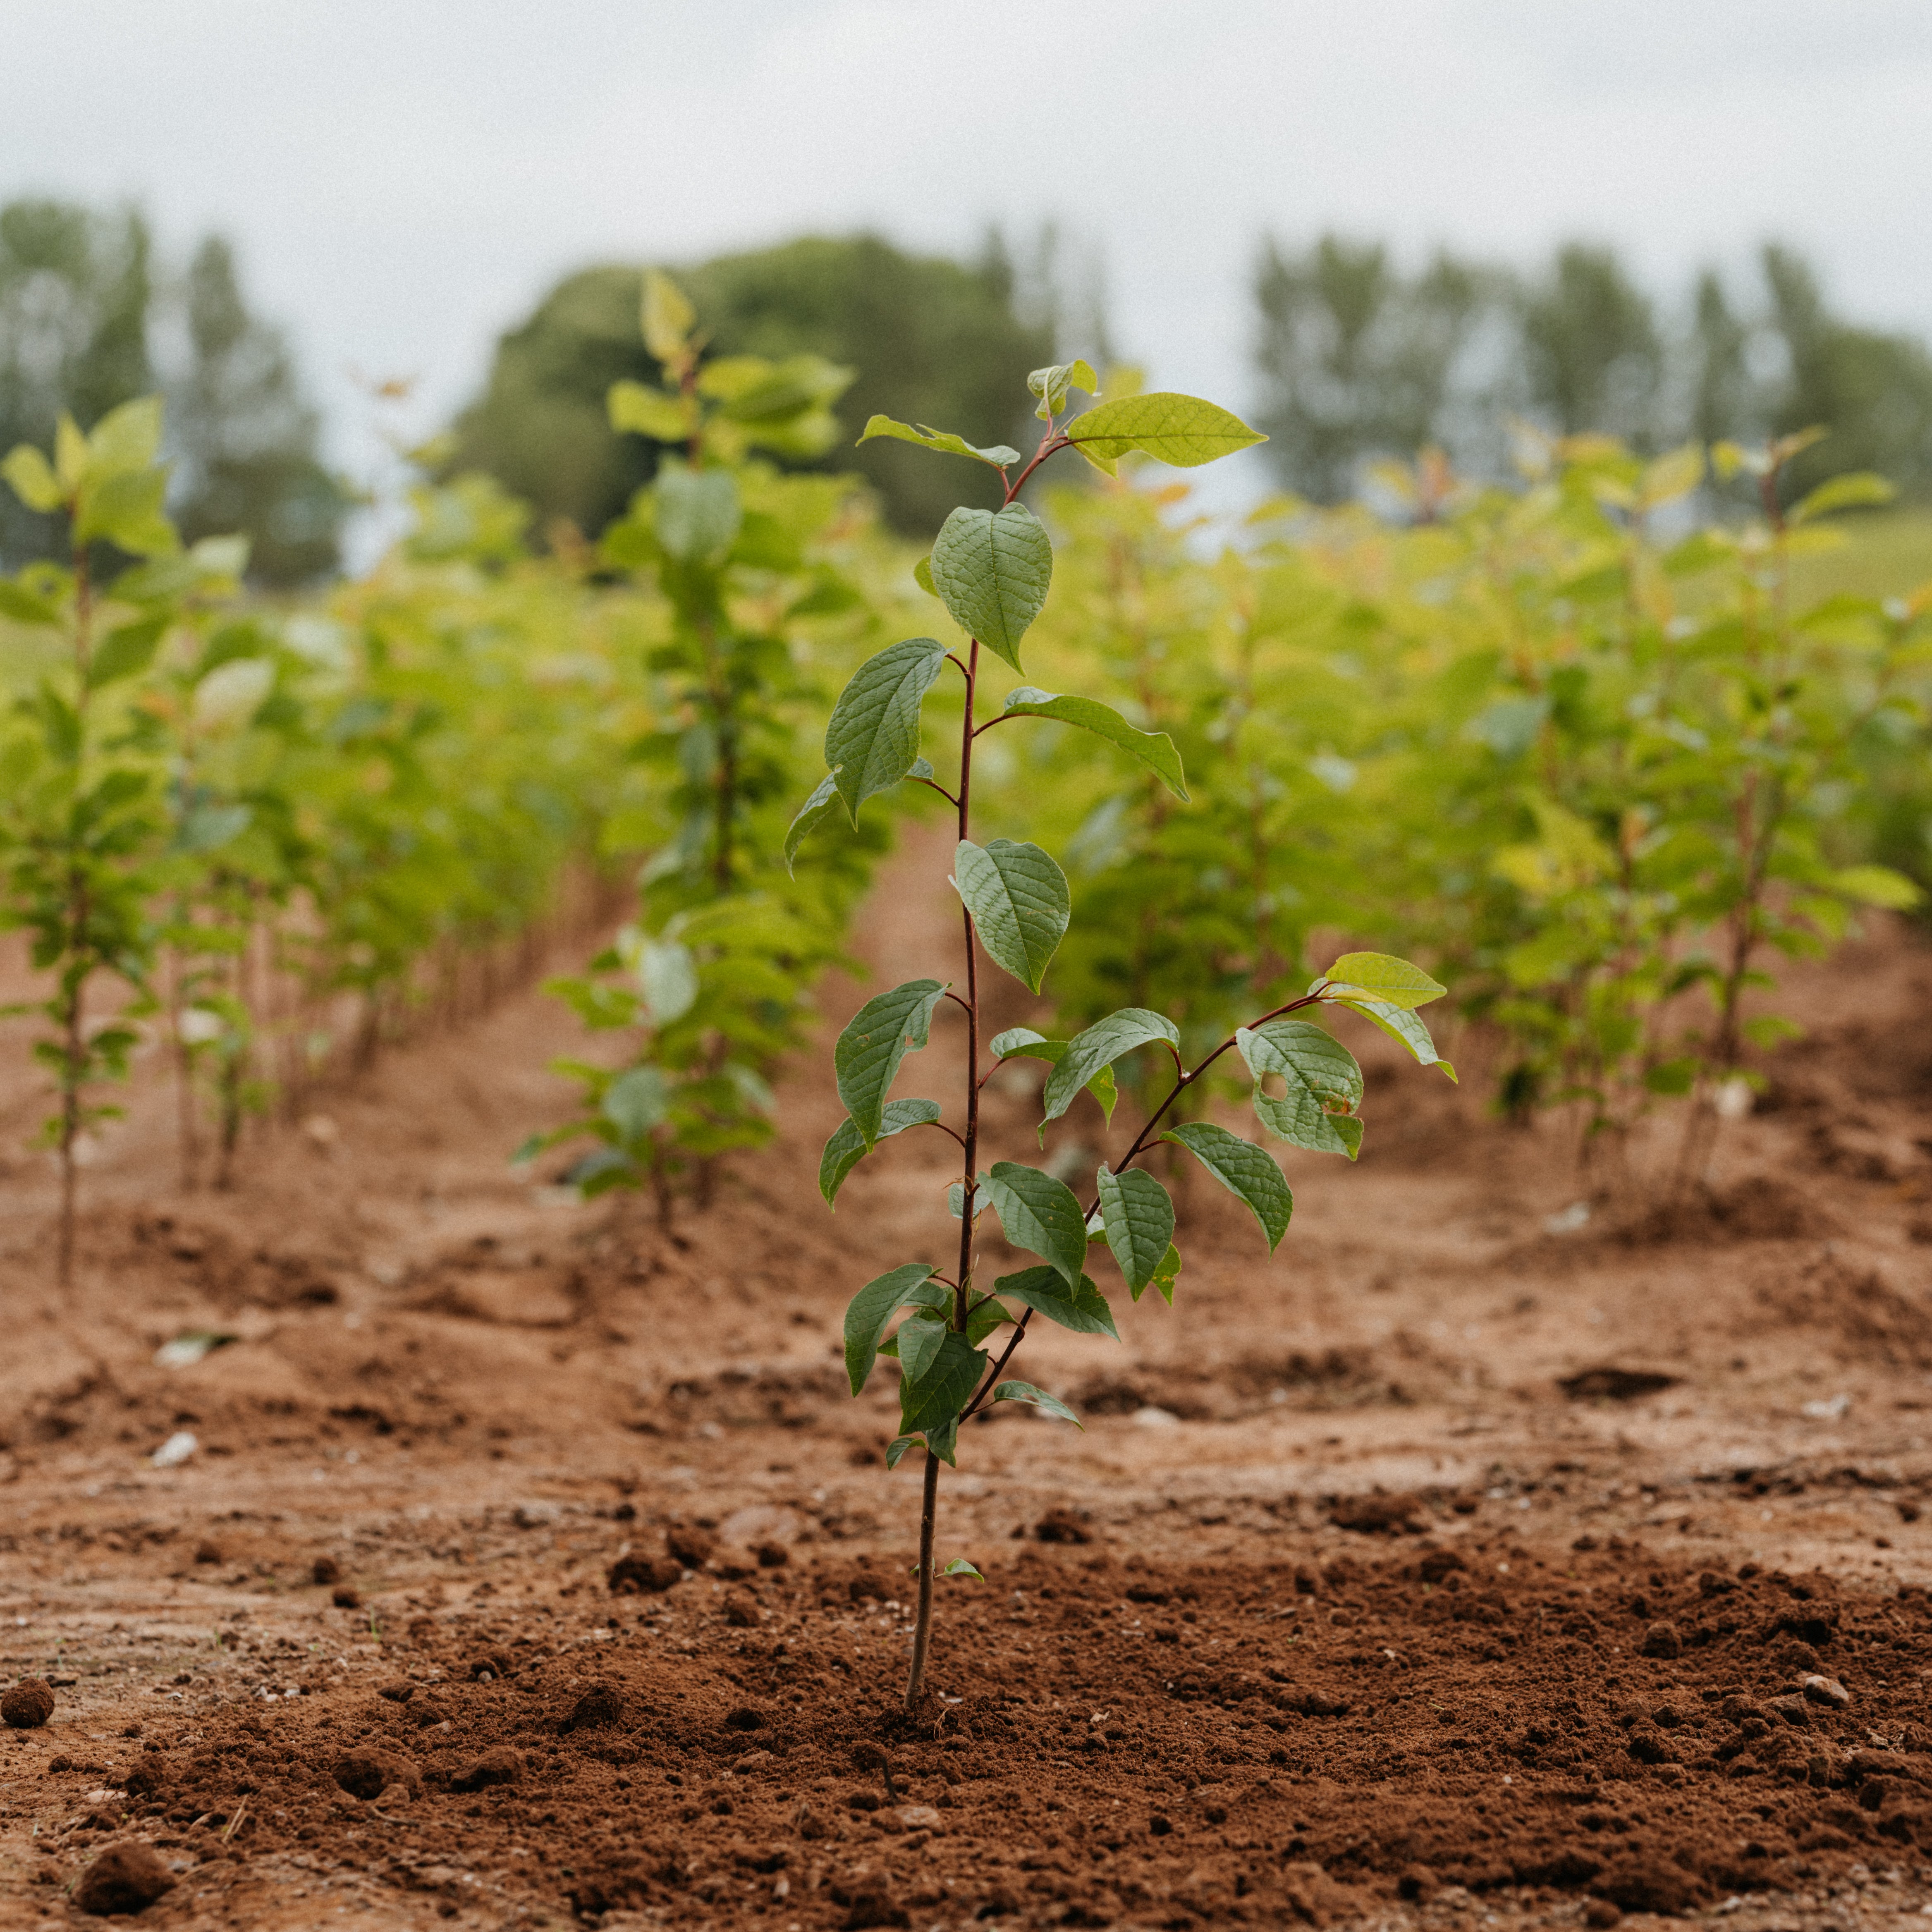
[[332, 1748, 422, 1800]]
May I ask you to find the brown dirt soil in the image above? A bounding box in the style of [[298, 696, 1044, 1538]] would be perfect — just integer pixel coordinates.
[[2, 832, 1932, 1931]]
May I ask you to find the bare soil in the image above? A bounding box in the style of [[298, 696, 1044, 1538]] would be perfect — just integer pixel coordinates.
[[3, 832, 1932, 1932]]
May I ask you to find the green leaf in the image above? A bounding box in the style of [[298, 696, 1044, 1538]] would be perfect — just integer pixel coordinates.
[[834, 979, 947, 1147], [942, 1557, 985, 1578], [981, 1162, 1088, 1287], [76, 465, 175, 556], [1064, 391, 1265, 474], [1316, 952, 1447, 1010], [1041, 1008, 1179, 1126], [1160, 1122, 1292, 1251], [857, 416, 1019, 472], [989, 1028, 1117, 1124], [899, 1330, 988, 1447], [823, 636, 948, 822], [608, 380, 693, 442], [1344, 1000, 1458, 1082], [1028, 361, 1099, 421], [992, 1380, 1084, 1428], [86, 395, 165, 476], [996, 688, 1188, 801], [1830, 863, 1921, 909], [819, 1098, 942, 1207], [991, 1266, 1118, 1339], [954, 838, 1069, 994], [1788, 471, 1896, 524], [2, 445, 63, 514], [1236, 1019, 1364, 1158], [912, 554, 937, 596], [641, 269, 695, 364], [1148, 1243, 1182, 1307], [655, 463, 741, 561], [928, 504, 1052, 672], [86, 615, 167, 689], [783, 772, 839, 877], [1095, 1165, 1175, 1296], [844, 1263, 944, 1396], [0, 579, 59, 626], [885, 1435, 920, 1471], [964, 1294, 1010, 1346], [602, 1065, 670, 1143], [895, 1310, 952, 1389]]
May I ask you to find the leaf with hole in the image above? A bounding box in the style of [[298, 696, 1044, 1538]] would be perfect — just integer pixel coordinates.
[[1095, 1164, 1175, 1296], [953, 839, 1069, 993], [1160, 1122, 1292, 1250], [834, 980, 946, 1147], [823, 636, 947, 822], [995, 688, 1188, 800], [928, 504, 1052, 671], [1237, 1019, 1363, 1157]]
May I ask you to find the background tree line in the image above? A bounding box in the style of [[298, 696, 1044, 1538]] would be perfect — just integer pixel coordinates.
[[1253, 234, 1932, 506], [0, 199, 344, 582], [5, 194, 1930, 564]]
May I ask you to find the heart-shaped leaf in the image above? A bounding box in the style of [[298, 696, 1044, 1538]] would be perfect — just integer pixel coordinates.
[[954, 839, 1069, 993], [928, 504, 1052, 670]]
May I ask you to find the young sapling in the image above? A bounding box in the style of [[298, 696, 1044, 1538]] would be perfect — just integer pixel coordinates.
[[789, 365, 1456, 1711]]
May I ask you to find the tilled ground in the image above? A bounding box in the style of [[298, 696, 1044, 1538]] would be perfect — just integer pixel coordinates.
[[2, 844, 1931, 1930]]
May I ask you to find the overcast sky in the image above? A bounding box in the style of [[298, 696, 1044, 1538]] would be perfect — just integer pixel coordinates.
[[6, 0, 1931, 535]]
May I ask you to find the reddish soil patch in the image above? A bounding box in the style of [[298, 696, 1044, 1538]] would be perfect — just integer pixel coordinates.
[[1, 842, 1930, 1928]]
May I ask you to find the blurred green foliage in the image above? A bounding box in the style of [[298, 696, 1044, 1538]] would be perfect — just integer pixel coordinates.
[[0, 199, 343, 584], [448, 234, 1054, 539]]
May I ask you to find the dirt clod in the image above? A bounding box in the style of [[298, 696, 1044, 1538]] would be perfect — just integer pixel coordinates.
[[723, 1589, 760, 1627], [1330, 1490, 1425, 1533], [2, 1678, 55, 1728], [332, 1749, 422, 1800], [606, 1553, 681, 1593], [1639, 1620, 1683, 1658], [560, 1681, 624, 1732], [72, 1841, 176, 1917], [311, 1556, 341, 1586], [755, 1539, 789, 1567], [665, 1523, 715, 1567], [192, 1540, 222, 1564], [1033, 1508, 1090, 1544], [451, 1746, 522, 1791], [331, 1585, 361, 1609], [376, 1679, 414, 1702]]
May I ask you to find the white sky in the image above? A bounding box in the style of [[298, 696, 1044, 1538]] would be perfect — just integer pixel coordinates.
[[5, 0, 1931, 537]]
